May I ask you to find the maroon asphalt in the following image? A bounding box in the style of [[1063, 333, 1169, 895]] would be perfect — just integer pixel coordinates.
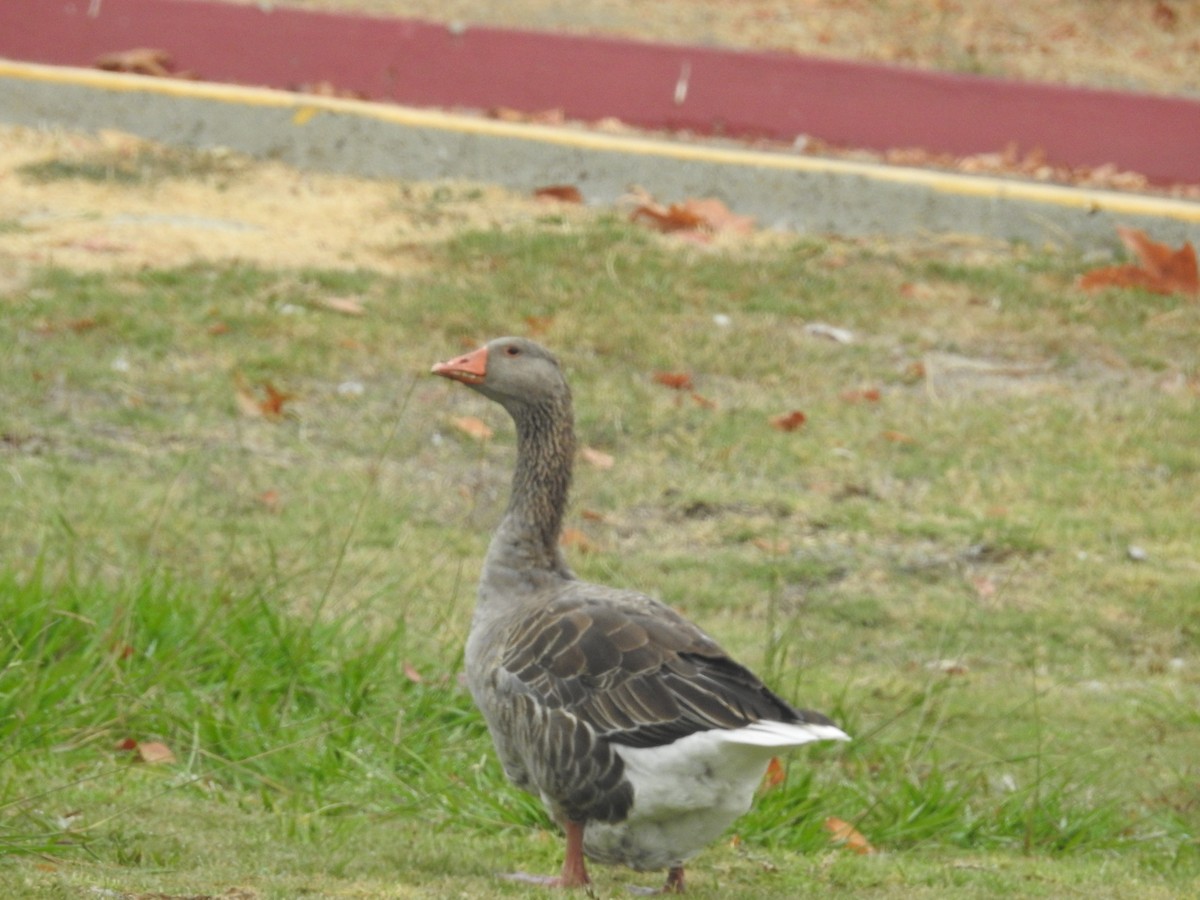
[[1, 0, 1197, 186]]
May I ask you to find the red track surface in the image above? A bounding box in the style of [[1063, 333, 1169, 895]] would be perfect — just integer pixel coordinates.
[[2, 0, 1197, 184]]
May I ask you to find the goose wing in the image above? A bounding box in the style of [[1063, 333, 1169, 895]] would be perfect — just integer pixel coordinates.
[[497, 582, 835, 750]]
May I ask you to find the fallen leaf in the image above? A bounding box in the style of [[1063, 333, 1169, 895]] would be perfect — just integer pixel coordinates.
[[762, 757, 786, 790], [489, 106, 565, 125], [580, 446, 615, 470], [317, 296, 366, 316], [134, 741, 176, 765], [630, 195, 754, 236], [824, 817, 876, 855], [403, 661, 423, 684], [450, 416, 493, 441], [1152, 0, 1179, 30], [95, 47, 174, 77], [116, 737, 138, 751], [96, 49, 199, 80], [233, 375, 294, 421], [1078, 227, 1198, 297], [840, 387, 882, 403], [257, 490, 282, 512], [534, 185, 584, 203], [207, 321, 231, 336], [260, 383, 294, 420], [653, 371, 694, 391], [881, 430, 917, 444], [769, 410, 807, 432], [580, 509, 607, 522], [690, 392, 718, 409], [560, 527, 599, 553], [524, 315, 555, 336]]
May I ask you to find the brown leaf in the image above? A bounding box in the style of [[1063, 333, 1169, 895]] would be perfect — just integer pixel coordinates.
[[134, 741, 176, 765], [690, 392, 718, 409], [761, 756, 786, 790], [233, 375, 294, 421], [769, 410, 807, 432], [489, 106, 565, 125], [534, 185, 584, 204], [257, 490, 282, 512], [560, 527, 599, 553], [1078, 227, 1198, 297], [260, 383, 294, 420], [116, 738, 138, 751], [580, 446, 615, 470], [824, 817, 876, 855], [403, 661, 423, 684], [630, 196, 754, 236], [881, 429, 916, 444], [580, 509, 607, 522], [450, 416, 493, 441], [95, 48, 175, 77], [840, 387, 882, 403], [207, 321, 231, 336], [524, 315, 555, 336], [1152, 1, 1179, 30], [653, 371, 694, 391]]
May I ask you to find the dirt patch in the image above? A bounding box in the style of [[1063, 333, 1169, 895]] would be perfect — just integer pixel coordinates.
[[0, 126, 584, 277]]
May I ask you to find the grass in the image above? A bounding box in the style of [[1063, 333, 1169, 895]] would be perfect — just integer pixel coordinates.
[[2, 196, 1199, 897]]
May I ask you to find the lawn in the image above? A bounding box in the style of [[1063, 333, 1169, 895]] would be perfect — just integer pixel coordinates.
[[1, 137, 1198, 898]]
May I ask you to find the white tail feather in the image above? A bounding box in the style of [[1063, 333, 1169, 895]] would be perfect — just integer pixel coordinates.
[[717, 719, 851, 748]]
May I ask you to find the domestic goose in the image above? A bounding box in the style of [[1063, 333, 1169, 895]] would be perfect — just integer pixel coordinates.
[[432, 337, 848, 892]]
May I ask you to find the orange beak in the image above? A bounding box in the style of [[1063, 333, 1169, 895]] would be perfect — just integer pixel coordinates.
[[431, 345, 488, 385]]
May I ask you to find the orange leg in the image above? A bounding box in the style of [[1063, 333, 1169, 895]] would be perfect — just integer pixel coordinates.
[[500, 820, 591, 889], [558, 820, 591, 887]]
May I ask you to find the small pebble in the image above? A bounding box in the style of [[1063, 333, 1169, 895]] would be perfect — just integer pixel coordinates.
[[712, 314, 732, 328], [337, 380, 365, 397], [1127, 545, 1148, 562]]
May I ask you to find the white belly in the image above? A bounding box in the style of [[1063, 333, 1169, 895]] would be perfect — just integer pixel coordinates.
[[583, 721, 849, 871]]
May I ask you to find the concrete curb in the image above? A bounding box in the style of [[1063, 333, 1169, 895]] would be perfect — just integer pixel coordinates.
[[4, 60, 1200, 247]]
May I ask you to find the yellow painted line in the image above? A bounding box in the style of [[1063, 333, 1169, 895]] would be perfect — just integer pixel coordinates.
[[4, 58, 1199, 225]]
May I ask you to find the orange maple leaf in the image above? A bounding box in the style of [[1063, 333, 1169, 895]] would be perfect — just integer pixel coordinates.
[[560, 527, 599, 553], [653, 372, 694, 391], [840, 387, 882, 403], [769, 410, 807, 432], [534, 185, 584, 204], [630, 195, 754, 237], [233, 375, 294, 421], [1079, 227, 1199, 297], [824, 816, 877, 855]]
